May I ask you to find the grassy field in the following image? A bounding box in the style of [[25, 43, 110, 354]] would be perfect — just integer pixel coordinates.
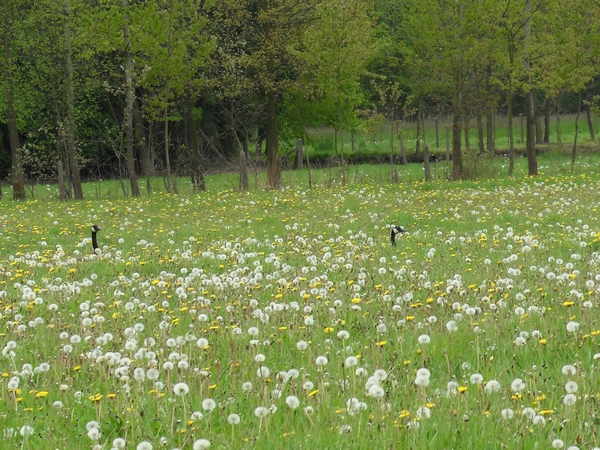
[[1, 156, 600, 449], [306, 114, 600, 160]]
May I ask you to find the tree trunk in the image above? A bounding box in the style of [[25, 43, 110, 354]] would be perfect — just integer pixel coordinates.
[[508, 91, 515, 176], [123, 0, 140, 197], [240, 150, 249, 191], [543, 97, 551, 143], [523, 0, 537, 176], [265, 88, 280, 189], [415, 97, 422, 158], [295, 138, 303, 170], [476, 111, 484, 155], [133, 96, 150, 176], [397, 129, 408, 165], [485, 65, 495, 152], [556, 93, 562, 151], [3, 13, 25, 200], [571, 91, 582, 172], [63, 0, 83, 200], [164, 90, 172, 193], [534, 95, 543, 144], [423, 140, 431, 182], [57, 161, 67, 201], [486, 110, 495, 152], [183, 99, 205, 192], [586, 103, 595, 141], [525, 90, 537, 175]]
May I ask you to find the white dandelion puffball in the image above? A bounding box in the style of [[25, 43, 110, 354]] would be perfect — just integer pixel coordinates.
[[113, 438, 126, 449], [316, 356, 328, 366], [373, 369, 387, 381], [414, 375, 430, 387], [484, 380, 501, 393], [566, 321, 580, 333], [418, 334, 431, 345], [469, 373, 483, 385], [446, 320, 458, 332], [368, 384, 385, 398], [254, 406, 269, 418], [257, 366, 271, 378], [416, 406, 431, 419], [296, 340, 308, 351], [227, 413, 241, 425], [337, 330, 350, 340], [416, 368, 431, 381], [563, 393, 577, 406], [20, 425, 34, 437], [202, 398, 216, 412], [510, 378, 525, 392], [501, 408, 514, 419], [285, 395, 300, 409], [551, 439, 564, 449], [562, 364, 576, 376], [522, 407, 536, 420], [565, 381, 578, 393], [136, 442, 153, 450], [345, 356, 358, 367], [193, 439, 211, 450], [173, 382, 189, 396]]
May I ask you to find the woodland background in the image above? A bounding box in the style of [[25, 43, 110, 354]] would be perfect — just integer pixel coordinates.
[[1, 0, 600, 198]]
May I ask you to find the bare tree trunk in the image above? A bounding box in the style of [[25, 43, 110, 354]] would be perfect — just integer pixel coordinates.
[[133, 96, 150, 176], [485, 65, 495, 152], [423, 140, 431, 182], [295, 138, 303, 170], [556, 93, 562, 151], [415, 97, 422, 158], [445, 127, 450, 162], [57, 161, 68, 201], [64, 0, 83, 199], [534, 95, 543, 144], [543, 97, 551, 143], [524, 0, 537, 176], [240, 150, 249, 191], [525, 91, 537, 175], [476, 111, 484, 155], [265, 88, 280, 189], [508, 91, 515, 176], [586, 102, 595, 141], [452, 102, 463, 180], [123, 0, 140, 196], [571, 91, 582, 172], [3, 13, 25, 200], [397, 128, 408, 165], [183, 99, 205, 192], [164, 90, 173, 193]]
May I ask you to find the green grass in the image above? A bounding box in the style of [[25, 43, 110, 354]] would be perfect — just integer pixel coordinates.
[[1, 155, 600, 449], [305, 114, 600, 160]]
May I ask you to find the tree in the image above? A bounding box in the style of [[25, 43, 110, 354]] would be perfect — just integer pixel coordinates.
[[1, 0, 26, 199], [63, 0, 84, 199], [300, 0, 376, 163], [249, 0, 318, 189]]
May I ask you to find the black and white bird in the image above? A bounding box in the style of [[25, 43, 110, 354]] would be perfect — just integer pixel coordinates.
[[91, 224, 101, 253], [390, 225, 406, 246]]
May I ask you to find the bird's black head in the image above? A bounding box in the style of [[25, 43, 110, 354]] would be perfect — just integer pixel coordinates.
[[91, 224, 101, 233], [393, 225, 406, 234]]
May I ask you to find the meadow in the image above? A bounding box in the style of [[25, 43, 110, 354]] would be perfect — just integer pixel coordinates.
[[1, 155, 600, 449]]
